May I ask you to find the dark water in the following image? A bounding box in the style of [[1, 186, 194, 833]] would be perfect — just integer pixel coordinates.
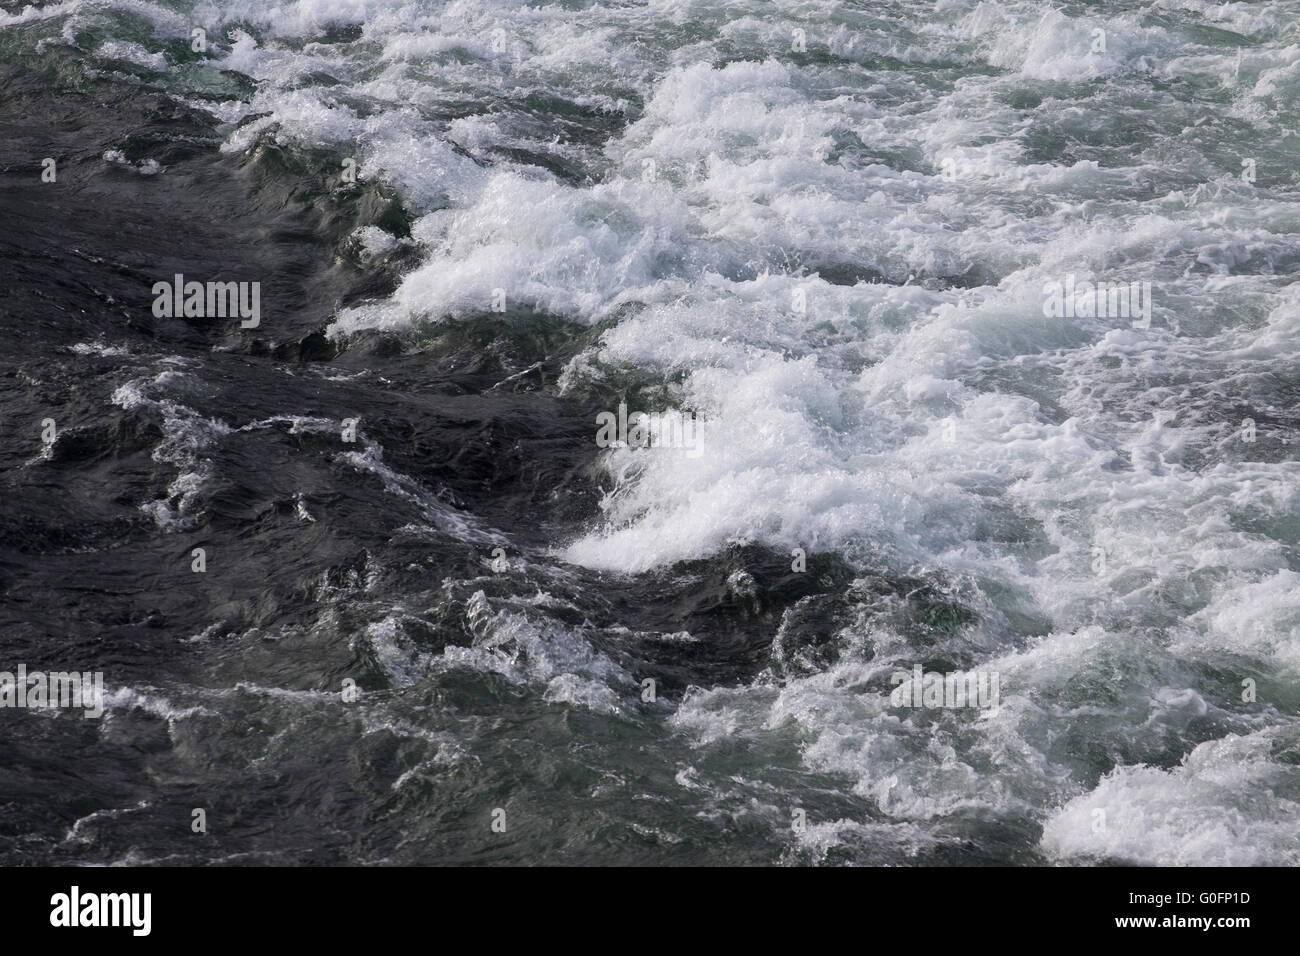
[[0, 57, 888, 864]]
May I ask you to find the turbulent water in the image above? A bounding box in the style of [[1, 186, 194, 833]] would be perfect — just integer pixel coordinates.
[[1, 0, 1299, 865]]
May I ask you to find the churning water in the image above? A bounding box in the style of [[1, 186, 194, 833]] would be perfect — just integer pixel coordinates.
[[1, 0, 1298, 865]]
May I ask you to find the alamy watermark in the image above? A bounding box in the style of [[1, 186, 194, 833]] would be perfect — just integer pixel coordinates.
[[151, 274, 260, 328], [890, 665, 1000, 711], [595, 402, 705, 458], [50, 886, 150, 936], [1042, 274, 1153, 327], [0, 665, 104, 718]]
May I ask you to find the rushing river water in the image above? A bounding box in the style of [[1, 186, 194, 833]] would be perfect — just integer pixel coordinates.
[[1, 0, 1298, 865]]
